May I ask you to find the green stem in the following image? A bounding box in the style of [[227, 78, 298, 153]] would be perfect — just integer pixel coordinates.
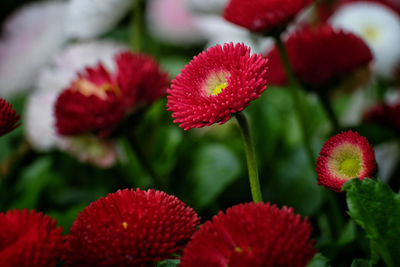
[[273, 35, 315, 169], [318, 92, 340, 132], [235, 112, 263, 203], [130, 0, 141, 52]]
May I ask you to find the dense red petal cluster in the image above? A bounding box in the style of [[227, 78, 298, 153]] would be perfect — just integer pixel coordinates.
[[167, 43, 268, 130], [0, 209, 63, 267], [363, 101, 400, 133], [55, 51, 168, 137], [0, 98, 20, 137], [223, 0, 312, 33], [316, 130, 377, 192], [64, 188, 199, 266], [180, 202, 316, 267], [265, 24, 373, 90]]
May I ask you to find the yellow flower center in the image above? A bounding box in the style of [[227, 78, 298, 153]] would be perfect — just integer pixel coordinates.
[[73, 79, 120, 99], [203, 71, 229, 96], [362, 25, 380, 42], [340, 158, 361, 178], [122, 221, 128, 229]]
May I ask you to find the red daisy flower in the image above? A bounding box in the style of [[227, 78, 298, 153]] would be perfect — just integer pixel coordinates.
[[167, 43, 268, 130], [0, 209, 64, 267], [0, 98, 20, 137], [265, 24, 373, 90], [363, 102, 400, 133], [223, 0, 312, 34], [64, 188, 199, 267], [180, 202, 316, 267], [55, 51, 168, 137], [316, 130, 377, 192]]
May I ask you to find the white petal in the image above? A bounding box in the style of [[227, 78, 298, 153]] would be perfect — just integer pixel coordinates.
[[0, 2, 68, 97], [184, 0, 228, 14], [146, 0, 205, 45], [330, 2, 400, 77], [66, 0, 132, 39]]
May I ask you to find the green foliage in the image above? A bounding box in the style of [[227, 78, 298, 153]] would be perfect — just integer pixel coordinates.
[[343, 178, 400, 267]]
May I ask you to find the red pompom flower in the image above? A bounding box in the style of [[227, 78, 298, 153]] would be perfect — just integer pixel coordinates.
[[0, 98, 20, 137], [55, 52, 168, 137], [180, 202, 316, 267], [265, 25, 373, 90], [64, 188, 199, 266], [316, 130, 377, 192], [363, 102, 400, 133], [224, 0, 312, 34], [0, 209, 64, 267], [167, 43, 268, 130]]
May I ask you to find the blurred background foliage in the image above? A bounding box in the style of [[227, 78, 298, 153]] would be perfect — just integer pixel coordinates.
[[0, 0, 400, 266]]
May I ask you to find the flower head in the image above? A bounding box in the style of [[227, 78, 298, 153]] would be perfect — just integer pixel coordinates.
[[0, 209, 63, 267], [180, 202, 316, 267], [363, 102, 400, 133], [265, 24, 373, 90], [316, 130, 377, 192], [167, 43, 268, 130], [55, 51, 168, 137], [330, 1, 400, 77], [64, 188, 199, 266], [223, 0, 312, 34], [0, 98, 20, 137]]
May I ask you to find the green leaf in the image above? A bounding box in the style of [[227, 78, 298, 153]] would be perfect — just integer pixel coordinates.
[[350, 259, 372, 267], [306, 253, 330, 267], [156, 259, 180, 267], [11, 157, 53, 209], [190, 144, 241, 208], [343, 178, 400, 267]]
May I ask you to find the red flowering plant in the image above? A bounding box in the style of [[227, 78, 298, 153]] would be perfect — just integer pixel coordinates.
[[180, 202, 316, 267], [55, 52, 169, 138], [64, 188, 199, 266], [0, 209, 64, 267], [0, 98, 20, 137], [316, 130, 377, 192]]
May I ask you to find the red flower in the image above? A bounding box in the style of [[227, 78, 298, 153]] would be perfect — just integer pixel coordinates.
[[167, 43, 268, 130], [0, 209, 64, 267], [64, 188, 199, 267], [363, 102, 400, 133], [223, 0, 312, 34], [0, 98, 20, 137], [55, 51, 168, 137], [265, 24, 373, 90], [316, 130, 377, 192], [180, 202, 316, 267]]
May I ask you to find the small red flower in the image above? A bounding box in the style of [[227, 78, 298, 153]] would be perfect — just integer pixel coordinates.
[[363, 102, 400, 133], [0, 98, 20, 137], [167, 43, 268, 130], [316, 130, 377, 192], [180, 202, 316, 267], [64, 188, 199, 266], [0, 209, 64, 267], [55, 51, 168, 137], [265, 24, 373, 90], [223, 0, 312, 34]]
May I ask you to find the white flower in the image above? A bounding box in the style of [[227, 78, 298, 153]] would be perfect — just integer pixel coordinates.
[[184, 0, 228, 14], [66, 0, 132, 39], [25, 40, 127, 168], [0, 2, 67, 97], [330, 1, 400, 77], [146, 0, 205, 45]]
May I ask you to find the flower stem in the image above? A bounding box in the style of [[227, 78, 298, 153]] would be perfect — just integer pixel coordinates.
[[130, 0, 141, 52], [235, 112, 263, 203], [0, 139, 31, 179], [317, 91, 340, 132], [273, 35, 315, 169]]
